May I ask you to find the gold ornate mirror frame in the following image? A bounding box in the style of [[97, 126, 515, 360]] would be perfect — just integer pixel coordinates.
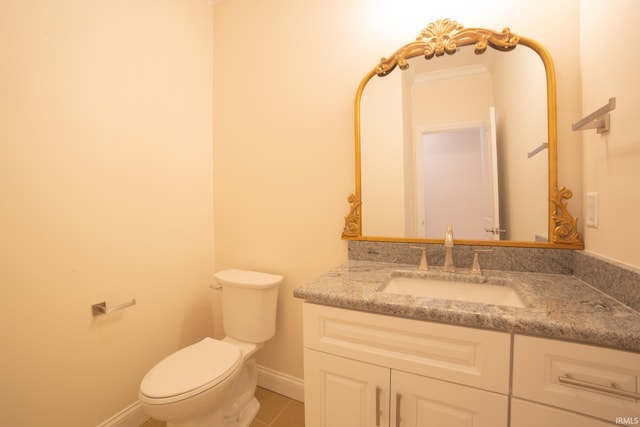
[[342, 19, 583, 248]]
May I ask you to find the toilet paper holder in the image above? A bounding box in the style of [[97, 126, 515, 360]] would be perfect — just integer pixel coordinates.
[[92, 299, 137, 316]]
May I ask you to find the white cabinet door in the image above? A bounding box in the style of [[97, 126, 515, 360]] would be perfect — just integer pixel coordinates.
[[304, 348, 390, 427], [391, 370, 508, 427], [511, 398, 615, 427]]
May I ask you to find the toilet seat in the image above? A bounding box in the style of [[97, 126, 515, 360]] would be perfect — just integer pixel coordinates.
[[139, 337, 242, 404]]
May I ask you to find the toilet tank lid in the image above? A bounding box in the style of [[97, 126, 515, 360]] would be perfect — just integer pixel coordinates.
[[214, 269, 283, 289]]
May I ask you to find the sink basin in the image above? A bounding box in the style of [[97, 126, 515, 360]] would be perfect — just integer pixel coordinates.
[[382, 275, 525, 308]]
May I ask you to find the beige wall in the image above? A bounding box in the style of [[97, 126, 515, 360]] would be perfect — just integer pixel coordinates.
[[580, 0, 640, 268], [0, 1, 214, 425], [213, 0, 582, 384], [212, 0, 356, 381]]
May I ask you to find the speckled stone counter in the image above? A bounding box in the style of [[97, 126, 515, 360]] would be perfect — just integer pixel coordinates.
[[293, 260, 640, 353]]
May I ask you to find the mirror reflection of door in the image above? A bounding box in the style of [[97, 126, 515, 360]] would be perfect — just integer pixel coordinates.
[[359, 39, 550, 242], [415, 109, 500, 240]]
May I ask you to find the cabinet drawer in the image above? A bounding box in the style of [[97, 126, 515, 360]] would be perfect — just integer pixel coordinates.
[[303, 303, 511, 394], [511, 398, 614, 427], [513, 335, 640, 423]]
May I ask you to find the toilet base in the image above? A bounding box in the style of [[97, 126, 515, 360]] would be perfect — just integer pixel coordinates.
[[166, 406, 224, 427], [159, 395, 259, 427], [224, 397, 260, 427]]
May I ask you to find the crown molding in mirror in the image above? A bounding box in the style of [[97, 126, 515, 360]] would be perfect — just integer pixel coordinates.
[[342, 19, 583, 249]]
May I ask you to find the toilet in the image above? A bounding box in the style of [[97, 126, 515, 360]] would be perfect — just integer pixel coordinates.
[[138, 269, 283, 427]]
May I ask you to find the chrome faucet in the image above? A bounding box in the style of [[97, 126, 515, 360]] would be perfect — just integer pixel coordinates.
[[443, 225, 456, 272]]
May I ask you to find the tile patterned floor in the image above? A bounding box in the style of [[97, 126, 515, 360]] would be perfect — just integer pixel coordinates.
[[140, 386, 305, 427]]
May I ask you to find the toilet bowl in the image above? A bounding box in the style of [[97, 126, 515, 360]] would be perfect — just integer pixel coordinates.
[[139, 338, 242, 426], [138, 269, 282, 427]]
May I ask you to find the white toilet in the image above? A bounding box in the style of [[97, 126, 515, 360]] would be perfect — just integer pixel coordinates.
[[138, 269, 283, 427]]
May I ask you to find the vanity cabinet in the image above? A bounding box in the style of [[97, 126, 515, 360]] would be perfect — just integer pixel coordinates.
[[512, 335, 640, 426], [302, 303, 510, 427], [304, 349, 388, 427]]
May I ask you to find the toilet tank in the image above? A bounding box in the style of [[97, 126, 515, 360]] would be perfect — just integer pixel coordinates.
[[214, 269, 282, 343]]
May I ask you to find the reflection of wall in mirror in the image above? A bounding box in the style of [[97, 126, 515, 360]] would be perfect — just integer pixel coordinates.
[[360, 71, 405, 236], [491, 47, 548, 241]]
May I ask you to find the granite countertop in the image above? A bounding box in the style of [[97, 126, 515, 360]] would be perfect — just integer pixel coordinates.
[[293, 260, 640, 353]]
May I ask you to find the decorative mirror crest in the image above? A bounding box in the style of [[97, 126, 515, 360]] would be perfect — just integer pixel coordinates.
[[376, 19, 519, 77], [343, 19, 583, 248]]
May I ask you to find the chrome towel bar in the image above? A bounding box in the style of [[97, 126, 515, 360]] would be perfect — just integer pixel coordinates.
[[92, 299, 136, 316], [527, 142, 548, 158], [572, 97, 616, 133]]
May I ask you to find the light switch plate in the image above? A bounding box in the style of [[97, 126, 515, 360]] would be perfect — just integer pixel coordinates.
[[586, 192, 599, 228]]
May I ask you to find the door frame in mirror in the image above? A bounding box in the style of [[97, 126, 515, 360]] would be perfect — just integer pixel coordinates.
[[342, 19, 582, 249]]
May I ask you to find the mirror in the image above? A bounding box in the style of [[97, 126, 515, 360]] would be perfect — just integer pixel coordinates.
[[342, 19, 582, 248]]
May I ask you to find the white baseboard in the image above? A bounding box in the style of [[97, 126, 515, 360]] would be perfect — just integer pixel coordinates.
[[257, 365, 305, 403], [96, 400, 147, 427], [97, 366, 304, 427]]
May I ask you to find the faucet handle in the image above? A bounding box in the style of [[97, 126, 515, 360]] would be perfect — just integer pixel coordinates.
[[410, 246, 429, 271], [470, 249, 493, 275]]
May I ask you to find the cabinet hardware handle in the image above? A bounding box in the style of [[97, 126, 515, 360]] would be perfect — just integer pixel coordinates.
[[375, 386, 382, 426], [395, 392, 402, 427], [558, 374, 640, 400]]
